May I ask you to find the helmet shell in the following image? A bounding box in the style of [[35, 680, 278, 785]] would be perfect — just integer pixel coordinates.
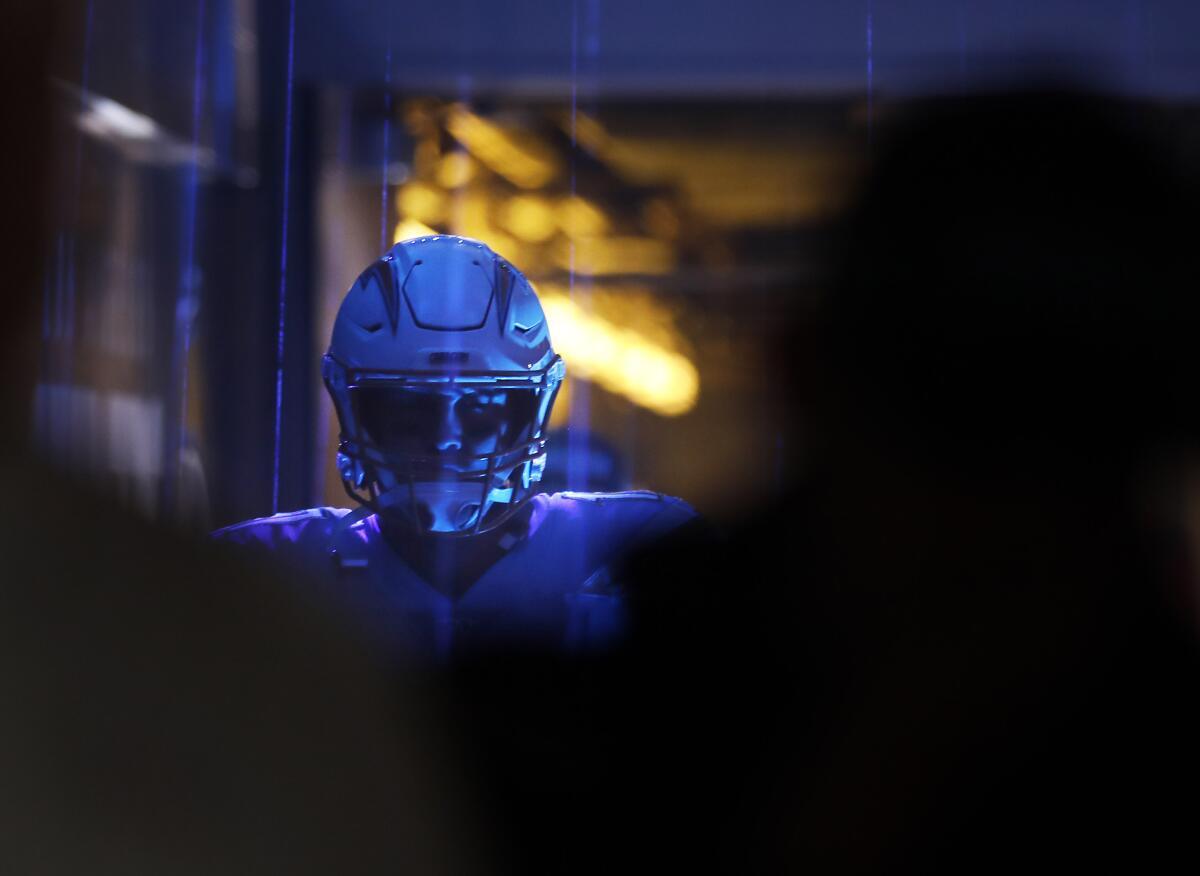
[[328, 235, 554, 374]]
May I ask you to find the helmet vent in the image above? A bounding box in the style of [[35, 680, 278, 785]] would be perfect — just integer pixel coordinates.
[[429, 351, 470, 365], [361, 321, 383, 333]]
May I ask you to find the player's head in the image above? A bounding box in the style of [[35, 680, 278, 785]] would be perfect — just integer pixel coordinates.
[[324, 236, 564, 535]]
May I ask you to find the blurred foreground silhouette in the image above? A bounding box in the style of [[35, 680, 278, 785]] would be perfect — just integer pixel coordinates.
[[638, 89, 1200, 871], [450, 89, 1200, 873]]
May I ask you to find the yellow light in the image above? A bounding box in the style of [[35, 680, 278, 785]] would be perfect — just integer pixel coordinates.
[[568, 111, 612, 157], [450, 190, 521, 262], [502, 194, 557, 243], [642, 198, 681, 240], [540, 291, 699, 417], [548, 378, 572, 428], [553, 235, 676, 276], [392, 217, 438, 245], [436, 151, 476, 189], [446, 105, 559, 189], [557, 195, 611, 239], [396, 182, 445, 225]]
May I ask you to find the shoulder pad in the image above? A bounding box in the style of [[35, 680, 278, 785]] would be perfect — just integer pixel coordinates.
[[211, 506, 349, 538], [558, 490, 670, 503], [549, 490, 697, 545]]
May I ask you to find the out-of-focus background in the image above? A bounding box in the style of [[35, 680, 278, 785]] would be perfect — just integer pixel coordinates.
[[36, 0, 1200, 530]]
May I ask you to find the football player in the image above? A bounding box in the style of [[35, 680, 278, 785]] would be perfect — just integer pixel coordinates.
[[214, 235, 695, 661]]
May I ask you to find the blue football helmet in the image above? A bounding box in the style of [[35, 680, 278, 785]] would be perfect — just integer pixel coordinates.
[[323, 235, 564, 535]]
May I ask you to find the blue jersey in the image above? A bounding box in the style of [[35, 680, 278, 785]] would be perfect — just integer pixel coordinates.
[[212, 491, 695, 661]]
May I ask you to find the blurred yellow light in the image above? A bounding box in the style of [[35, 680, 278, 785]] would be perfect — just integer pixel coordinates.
[[483, 232, 521, 263], [557, 195, 611, 238], [397, 182, 446, 225], [446, 105, 559, 189], [454, 190, 491, 238], [436, 151, 476, 189], [392, 217, 438, 244], [448, 191, 520, 262], [642, 198, 681, 240], [412, 139, 442, 178], [502, 195, 557, 243], [553, 236, 676, 276], [540, 291, 699, 417], [567, 111, 613, 157], [548, 378, 572, 428]]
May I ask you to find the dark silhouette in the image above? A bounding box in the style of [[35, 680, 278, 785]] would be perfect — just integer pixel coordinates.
[[453, 89, 1200, 874], [632, 89, 1200, 871]]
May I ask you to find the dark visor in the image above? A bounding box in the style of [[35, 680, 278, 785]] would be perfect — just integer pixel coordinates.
[[351, 385, 540, 457]]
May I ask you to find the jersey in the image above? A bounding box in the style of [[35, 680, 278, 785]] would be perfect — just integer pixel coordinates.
[[212, 491, 696, 662]]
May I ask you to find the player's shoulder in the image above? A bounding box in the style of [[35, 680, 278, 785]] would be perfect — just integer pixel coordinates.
[[540, 490, 697, 541], [211, 506, 353, 550], [552, 489, 694, 510]]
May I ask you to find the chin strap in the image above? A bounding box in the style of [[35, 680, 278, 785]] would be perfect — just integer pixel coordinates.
[[327, 480, 425, 570], [333, 476, 524, 543], [408, 480, 519, 532], [328, 481, 414, 544]]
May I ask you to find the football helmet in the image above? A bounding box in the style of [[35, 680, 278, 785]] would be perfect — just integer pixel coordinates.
[[323, 235, 564, 535]]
